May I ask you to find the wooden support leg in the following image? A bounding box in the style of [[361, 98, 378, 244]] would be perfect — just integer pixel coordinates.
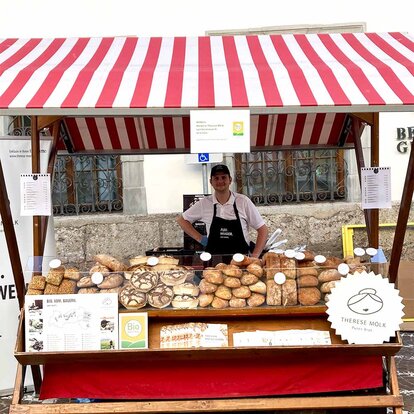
[[12, 363, 26, 404]]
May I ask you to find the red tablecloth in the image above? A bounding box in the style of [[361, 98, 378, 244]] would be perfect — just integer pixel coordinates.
[[40, 354, 383, 400]]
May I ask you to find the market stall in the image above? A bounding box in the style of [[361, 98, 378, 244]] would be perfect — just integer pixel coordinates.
[[1, 31, 414, 413]]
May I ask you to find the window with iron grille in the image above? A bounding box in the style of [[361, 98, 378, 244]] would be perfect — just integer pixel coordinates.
[[8, 116, 123, 215], [234, 150, 347, 205]]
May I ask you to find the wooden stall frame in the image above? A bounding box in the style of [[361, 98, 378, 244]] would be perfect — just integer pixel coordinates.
[[1, 31, 413, 414]]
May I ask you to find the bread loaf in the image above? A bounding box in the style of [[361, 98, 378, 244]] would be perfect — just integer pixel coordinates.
[[297, 275, 319, 287], [211, 297, 229, 309], [215, 285, 232, 300], [246, 263, 263, 278], [318, 269, 341, 283], [199, 279, 218, 294], [203, 268, 224, 284], [298, 287, 321, 306], [296, 267, 318, 277], [280, 257, 296, 279], [223, 276, 241, 288], [232, 286, 251, 299], [247, 293, 266, 307], [94, 254, 127, 272], [249, 280, 267, 294], [198, 293, 214, 307], [240, 273, 259, 286], [98, 273, 124, 289], [57, 279, 77, 294], [281, 279, 297, 306], [64, 267, 82, 281], [229, 297, 246, 308], [266, 280, 282, 305]]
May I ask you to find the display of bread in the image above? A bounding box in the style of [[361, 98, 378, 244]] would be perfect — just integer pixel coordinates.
[[25, 248, 371, 311]]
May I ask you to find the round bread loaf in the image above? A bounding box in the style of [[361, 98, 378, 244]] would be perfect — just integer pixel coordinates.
[[147, 284, 174, 308], [160, 269, 188, 286], [94, 254, 127, 272], [318, 269, 341, 283], [297, 275, 319, 287], [119, 285, 147, 309], [171, 295, 199, 309], [203, 268, 224, 284], [173, 282, 199, 296], [130, 270, 159, 292], [77, 275, 95, 288], [298, 287, 321, 306], [199, 279, 218, 294]]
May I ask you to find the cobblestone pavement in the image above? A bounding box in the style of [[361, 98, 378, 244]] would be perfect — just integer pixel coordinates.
[[1, 332, 413, 414]]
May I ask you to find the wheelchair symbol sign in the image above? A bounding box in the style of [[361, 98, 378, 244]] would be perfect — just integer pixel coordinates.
[[198, 153, 209, 163]]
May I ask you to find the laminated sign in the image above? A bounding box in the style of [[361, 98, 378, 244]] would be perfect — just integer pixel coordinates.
[[326, 271, 404, 344]]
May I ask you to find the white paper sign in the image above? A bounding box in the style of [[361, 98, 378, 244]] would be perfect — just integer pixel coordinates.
[[361, 167, 391, 209], [20, 173, 52, 216], [326, 271, 404, 344], [190, 110, 250, 153], [24, 293, 119, 352]]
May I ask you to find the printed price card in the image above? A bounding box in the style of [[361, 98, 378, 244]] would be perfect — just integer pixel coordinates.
[[361, 167, 391, 209], [20, 173, 51, 216]]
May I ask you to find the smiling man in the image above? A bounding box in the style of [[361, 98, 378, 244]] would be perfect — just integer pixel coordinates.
[[177, 164, 268, 258]]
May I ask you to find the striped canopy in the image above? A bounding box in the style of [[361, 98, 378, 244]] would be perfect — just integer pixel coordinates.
[[1, 32, 413, 152]]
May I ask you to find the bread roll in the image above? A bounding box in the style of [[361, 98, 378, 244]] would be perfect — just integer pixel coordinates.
[[130, 270, 159, 292], [198, 293, 214, 307], [215, 263, 227, 270], [232, 286, 251, 299], [78, 287, 99, 294], [64, 267, 82, 281], [203, 268, 224, 285], [222, 265, 243, 278], [173, 283, 199, 297], [29, 275, 46, 291], [171, 295, 199, 309], [229, 297, 246, 308], [298, 287, 321, 306], [147, 284, 174, 308], [246, 263, 263, 278], [44, 283, 59, 294], [89, 263, 111, 277], [281, 279, 297, 306], [211, 297, 229, 309], [223, 276, 241, 288], [215, 285, 232, 300], [199, 279, 218, 294], [119, 285, 147, 309], [240, 273, 259, 286], [266, 280, 282, 305], [57, 279, 77, 294], [321, 280, 338, 293], [77, 275, 95, 288], [323, 256, 343, 269], [46, 267, 64, 286], [26, 288, 43, 295], [249, 280, 267, 294], [98, 273, 124, 289], [247, 293, 266, 307]]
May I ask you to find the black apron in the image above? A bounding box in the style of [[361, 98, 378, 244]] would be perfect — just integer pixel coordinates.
[[206, 202, 249, 255]]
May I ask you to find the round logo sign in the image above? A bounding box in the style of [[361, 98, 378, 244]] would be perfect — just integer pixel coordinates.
[[124, 320, 142, 338]]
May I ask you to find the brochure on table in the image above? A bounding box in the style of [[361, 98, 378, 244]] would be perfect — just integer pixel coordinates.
[[25, 293, 119, 352]]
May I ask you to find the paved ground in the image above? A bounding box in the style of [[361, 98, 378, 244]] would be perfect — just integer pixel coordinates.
[[1, 332, 413, 414]]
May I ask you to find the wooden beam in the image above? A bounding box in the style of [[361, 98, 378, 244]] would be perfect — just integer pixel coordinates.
[[37, 116, 63, 132], [389, 129, 414, 284], [351, 112, 374, 125], [0, 159, 25, 308]]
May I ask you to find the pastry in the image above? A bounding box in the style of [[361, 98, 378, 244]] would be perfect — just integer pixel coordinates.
[[130, 270, 159, 292], [119, 285, 147, 309], [94, 254, 127, 272], [147, 284, 174, 308], [97, 273, 124, 289]]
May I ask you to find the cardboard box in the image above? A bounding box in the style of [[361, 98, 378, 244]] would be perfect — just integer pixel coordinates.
[[397, 261, 414, 330]]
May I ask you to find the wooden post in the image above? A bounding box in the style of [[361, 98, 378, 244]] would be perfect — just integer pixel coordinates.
[[388, 130, 414, 284], [369, 112, 380, 249]]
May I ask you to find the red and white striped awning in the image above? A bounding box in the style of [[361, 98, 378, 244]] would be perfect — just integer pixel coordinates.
[[1, 32, 414, 116], [60, 113, 359, 153]]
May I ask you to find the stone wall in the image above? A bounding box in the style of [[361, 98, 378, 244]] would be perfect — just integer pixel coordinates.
[[53, 202, 414, 268]]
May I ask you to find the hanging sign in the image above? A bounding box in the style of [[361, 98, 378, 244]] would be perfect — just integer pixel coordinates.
[[361, 167, 391, 209], [326, 271, 404, 344], [20, 173, 52, 216], [190, 110, 250, 153]]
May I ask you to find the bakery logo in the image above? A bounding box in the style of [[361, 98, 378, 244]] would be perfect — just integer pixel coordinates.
[[232, 121, 244, 136], [125, 320, 142, 337], [102, 296, 113, 306], [347, 288, 383, 315], [326, 271, 404, 344]]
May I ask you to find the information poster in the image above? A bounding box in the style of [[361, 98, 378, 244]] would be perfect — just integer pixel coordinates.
[[190, 110, 250, 154], [361, 167, 391, 209], [20, 173, 52, 216], [25, 293, 119, 352]]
